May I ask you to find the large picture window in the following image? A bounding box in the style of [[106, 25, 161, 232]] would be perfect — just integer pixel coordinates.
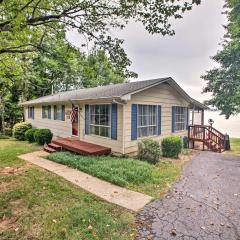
[[174, 106, 186, 131], [137, 104, 157, 137], [42, 105, 51, 119], [90, 104, 111, 138]]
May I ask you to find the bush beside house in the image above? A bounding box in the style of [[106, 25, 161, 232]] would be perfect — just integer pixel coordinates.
[[25, 129, 38, 142], [13, 122, 32, 140], [162, 136, 182, 158], [34, 129, 53, 145], [138, 139, 161, 164]]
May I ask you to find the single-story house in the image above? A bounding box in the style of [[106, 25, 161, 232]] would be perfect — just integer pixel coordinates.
[[21, 77, 205, 154]]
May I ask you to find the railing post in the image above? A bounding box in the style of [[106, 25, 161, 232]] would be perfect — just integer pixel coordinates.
[[203, 127, 205, 151]]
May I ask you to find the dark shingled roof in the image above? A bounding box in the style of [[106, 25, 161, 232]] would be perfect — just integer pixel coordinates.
[[21, 77, 206, 109]]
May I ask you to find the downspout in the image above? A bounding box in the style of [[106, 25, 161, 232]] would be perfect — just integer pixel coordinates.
[[113, 99, 126, 155]]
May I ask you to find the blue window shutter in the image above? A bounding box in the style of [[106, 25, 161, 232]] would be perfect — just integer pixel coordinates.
[[172, 106, 176, 133], [61, 105, 65, 121], [131, 104, 138, 140], [111, 103, 118, 140], [32, 107, 34, 119], [48, 106, 51, 119], [85, 104, 89, 134], [157, 105, 161, 135], [54, 105, 57, 120], [42, 106, 44, 118], [28, 107, 30, 118], [185, 107, 189, 130]]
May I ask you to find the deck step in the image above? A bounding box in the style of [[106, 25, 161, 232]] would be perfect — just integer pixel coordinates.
[[48, 143, 62, 151], [43, 144, 56, 153], [52, 138, 111, 155]]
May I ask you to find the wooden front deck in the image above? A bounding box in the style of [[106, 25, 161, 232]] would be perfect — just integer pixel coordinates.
[[188, 125, 226, 153], [51, 138, 111, 155]]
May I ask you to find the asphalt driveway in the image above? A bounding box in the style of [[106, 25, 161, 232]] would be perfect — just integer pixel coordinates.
[[136, 152, 240, 240]]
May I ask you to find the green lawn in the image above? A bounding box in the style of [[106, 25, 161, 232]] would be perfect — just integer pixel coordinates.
[[0, 139, 135, 240], [227, 138, 240, 156], [47, 151, 184, 198]]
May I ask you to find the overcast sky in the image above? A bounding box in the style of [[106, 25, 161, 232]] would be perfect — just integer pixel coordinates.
[[67, 0, 240, 136], [68, 0, 227, 102]]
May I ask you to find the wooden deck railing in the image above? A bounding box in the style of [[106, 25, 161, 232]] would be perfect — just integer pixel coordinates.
[[188, 125, 226, 153]]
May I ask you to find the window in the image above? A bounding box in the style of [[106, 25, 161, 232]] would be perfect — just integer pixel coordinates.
[[89, 104, 111, 138], [28, 106, 34, 119], [137, 105, 157, 137], [174, 106, 186, 131], [42, 105, 51, 119], [54, 105, 65, 121]]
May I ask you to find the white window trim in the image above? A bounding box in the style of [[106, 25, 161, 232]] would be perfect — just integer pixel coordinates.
[[42, 105, 51, 119], [137, 104, 158, 138], [174, 106, 186, 132], [89, 104, 111, 138]]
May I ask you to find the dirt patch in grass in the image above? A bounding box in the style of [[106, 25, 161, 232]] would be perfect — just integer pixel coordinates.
[[0, 167, 25, 175], [0, 215, 18, 233], [164, 149, 199, 164]]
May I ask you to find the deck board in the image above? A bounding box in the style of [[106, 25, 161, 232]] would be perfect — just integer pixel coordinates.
[[52, 138, 111, 155]]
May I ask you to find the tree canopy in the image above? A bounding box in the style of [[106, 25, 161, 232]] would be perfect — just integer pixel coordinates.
[[0, 0, 201, 133], [202, 0, 240, 118]]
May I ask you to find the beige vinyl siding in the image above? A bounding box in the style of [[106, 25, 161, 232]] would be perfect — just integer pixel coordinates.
[[25, 104, 72, 137], [123, 83, 188, 154], [23, 82, 190, 155], [78, 102, 123, 154]]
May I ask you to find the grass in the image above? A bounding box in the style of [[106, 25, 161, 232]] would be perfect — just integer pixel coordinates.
[[226, 138, 240, 156], [47, 151, 184, 198], [0, 138, 135, 240]]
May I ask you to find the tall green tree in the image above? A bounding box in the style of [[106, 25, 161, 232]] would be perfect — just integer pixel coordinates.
[[0, 0, 201, 132], [202, 0, 240, 118], [0, 0, 201, 72]]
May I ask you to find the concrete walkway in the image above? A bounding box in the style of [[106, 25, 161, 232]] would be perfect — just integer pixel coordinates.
[[18, 151, 153, 212]]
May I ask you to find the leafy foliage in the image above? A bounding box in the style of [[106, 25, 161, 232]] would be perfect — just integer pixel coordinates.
[[34, 129, 53, 145], [138, 139, 161, 164], [0, 0, 200, 57], [4, 127, 12, 136], [202, 0, 240, 118], [13, 122, 32, 140], [162, 136, 182, 158], [0, 0, 200, 130], [25, 128, 38, 142]]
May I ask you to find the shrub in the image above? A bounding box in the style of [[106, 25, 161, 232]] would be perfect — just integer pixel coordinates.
[[182, 136, 188, 149], [25, 128, 38, 142], [162, 136, 182, 158], [13, 122, 32, 140], [4, 128, 12, 137], [34, 129, 53, 145], [138, 139, 161, 164]]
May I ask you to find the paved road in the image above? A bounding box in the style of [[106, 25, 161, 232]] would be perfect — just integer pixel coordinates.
[[136, 152, 240, 240]]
